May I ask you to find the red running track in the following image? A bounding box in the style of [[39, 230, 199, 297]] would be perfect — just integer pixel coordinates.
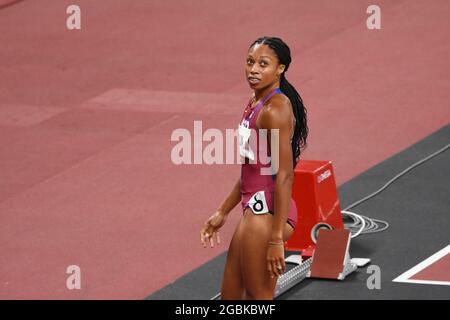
[[0, 0, 449, 298]]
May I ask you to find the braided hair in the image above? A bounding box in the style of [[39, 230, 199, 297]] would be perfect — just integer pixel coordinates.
[[249, 36, 309, 168]]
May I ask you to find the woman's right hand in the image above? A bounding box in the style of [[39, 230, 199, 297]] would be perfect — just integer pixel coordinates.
[[200, 210, 227, 248]]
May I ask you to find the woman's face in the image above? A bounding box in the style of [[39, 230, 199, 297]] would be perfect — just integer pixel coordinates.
[[245, 43, 285, 89]]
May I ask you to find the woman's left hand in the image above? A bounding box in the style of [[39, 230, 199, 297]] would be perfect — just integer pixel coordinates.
[[266, 243, 285, 278]]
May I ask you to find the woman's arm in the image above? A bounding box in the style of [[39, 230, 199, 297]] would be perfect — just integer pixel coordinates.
[[217, 177, 242, 216], [262, 98, 295, 242]]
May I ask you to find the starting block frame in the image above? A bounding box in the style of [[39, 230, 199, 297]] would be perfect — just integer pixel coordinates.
[[274, 256, 312, 298], [274, 229, 361, 298]]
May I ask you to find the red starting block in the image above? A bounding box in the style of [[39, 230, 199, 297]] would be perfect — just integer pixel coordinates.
[[308, 228, 357, 280], [285, 160, 344, 255]]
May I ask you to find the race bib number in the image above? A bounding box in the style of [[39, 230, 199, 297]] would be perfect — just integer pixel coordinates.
[[238, 122, 254, 160], [247, 190, 269, 214]]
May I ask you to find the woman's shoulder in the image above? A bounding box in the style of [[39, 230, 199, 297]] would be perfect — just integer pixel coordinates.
[[265, 93, 292, 115]]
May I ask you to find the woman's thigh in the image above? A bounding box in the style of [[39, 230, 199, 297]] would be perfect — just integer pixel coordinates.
[[221, 214, 245, 299], [240, 208, 278, 299], [240, 208, 296, 299]]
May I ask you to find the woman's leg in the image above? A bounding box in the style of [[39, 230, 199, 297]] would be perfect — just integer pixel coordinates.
[[240, 208, 294, 300], [221, 215, 245, 299]]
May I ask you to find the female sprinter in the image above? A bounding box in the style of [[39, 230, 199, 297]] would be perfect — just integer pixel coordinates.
[[200, 36, 308, 300]]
